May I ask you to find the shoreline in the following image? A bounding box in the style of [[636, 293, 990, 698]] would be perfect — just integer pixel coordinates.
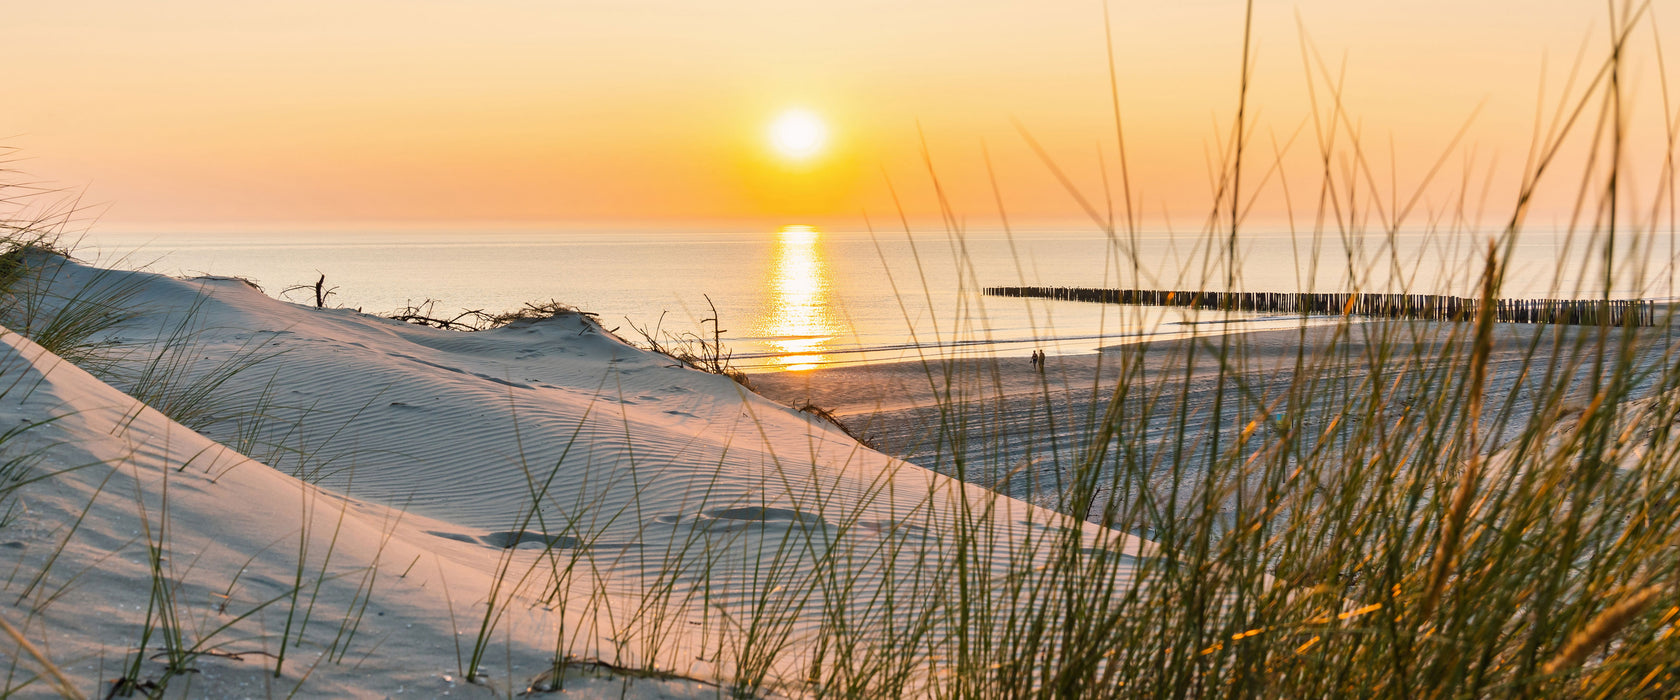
[[753, 319, 1672, 417]]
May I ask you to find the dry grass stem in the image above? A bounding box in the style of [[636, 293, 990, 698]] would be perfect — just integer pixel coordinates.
[[1541, 584, 1663, 677]]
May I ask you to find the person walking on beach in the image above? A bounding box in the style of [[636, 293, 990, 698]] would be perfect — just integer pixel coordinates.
[[1035, 348, 1045, 372], [1029, 350, 1040, 369]]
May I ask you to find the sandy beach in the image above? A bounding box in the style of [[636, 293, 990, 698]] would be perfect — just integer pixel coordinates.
[[0, 255, 1147, 698], [752, 320, 1670, 505]]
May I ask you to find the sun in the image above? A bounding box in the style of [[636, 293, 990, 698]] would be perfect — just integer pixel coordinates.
[[769, 109, 827, 159]]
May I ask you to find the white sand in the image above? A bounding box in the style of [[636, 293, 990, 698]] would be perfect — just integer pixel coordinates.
[[0, 257, 1148, 697]]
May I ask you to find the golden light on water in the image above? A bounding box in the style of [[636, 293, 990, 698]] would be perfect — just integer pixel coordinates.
[[763, 224, 837, 371]]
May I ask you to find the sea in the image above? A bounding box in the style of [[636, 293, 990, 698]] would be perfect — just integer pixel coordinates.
[[78, 226, 1676, 372]]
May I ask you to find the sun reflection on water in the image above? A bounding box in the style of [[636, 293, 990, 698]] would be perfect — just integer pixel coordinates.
[[764, 225, 837, 371]]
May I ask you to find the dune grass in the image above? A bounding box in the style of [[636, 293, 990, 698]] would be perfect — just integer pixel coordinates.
[[0, 243, 144, 375]]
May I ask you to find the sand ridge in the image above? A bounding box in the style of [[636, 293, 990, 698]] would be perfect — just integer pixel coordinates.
[[0, 256, 1148, 697]]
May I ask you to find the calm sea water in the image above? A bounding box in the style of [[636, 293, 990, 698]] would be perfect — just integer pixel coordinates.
[[79, 226, 1676, 371]]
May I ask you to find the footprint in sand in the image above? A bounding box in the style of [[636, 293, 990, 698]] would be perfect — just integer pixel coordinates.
[[425, 530, 479, 545], [701, 506, 827, 526], [480, 530, 581, 549], [654, 508, 830, 534]]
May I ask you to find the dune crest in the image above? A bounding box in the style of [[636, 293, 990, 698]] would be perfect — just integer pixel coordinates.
[[0, 258, 1143, 697]]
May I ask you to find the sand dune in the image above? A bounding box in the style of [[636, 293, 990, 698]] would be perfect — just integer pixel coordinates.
[[0, 256, 1146, 697]]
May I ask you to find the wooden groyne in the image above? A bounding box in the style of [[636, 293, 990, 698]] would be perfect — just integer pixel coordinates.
[[982, 286, 1659, 327]]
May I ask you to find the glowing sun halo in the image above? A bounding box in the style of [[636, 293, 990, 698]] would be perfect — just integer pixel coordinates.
[[770, 109, 827, 159]]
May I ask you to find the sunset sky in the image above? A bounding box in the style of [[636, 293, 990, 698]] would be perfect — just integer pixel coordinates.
[[6, 1, 1673, 231]]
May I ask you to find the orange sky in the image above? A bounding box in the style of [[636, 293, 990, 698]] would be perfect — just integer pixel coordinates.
[[5, 1, 1675, 231]]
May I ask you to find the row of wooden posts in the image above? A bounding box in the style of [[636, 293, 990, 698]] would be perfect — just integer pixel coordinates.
[[981, 286, 1659, 327]]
